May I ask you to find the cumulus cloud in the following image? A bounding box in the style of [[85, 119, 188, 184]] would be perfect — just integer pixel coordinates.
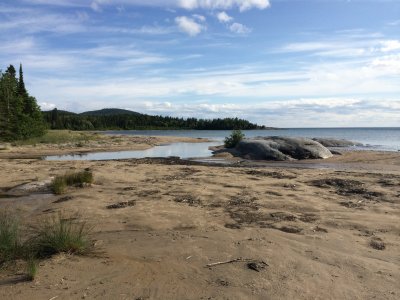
[[175, 16, 205, 36], [229, 22, 251, 34], [217, 11, 233, 23]]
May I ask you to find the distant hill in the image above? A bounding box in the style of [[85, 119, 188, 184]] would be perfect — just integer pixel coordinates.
[[80, 108, 142, 116], [55, 110, 77, 116]]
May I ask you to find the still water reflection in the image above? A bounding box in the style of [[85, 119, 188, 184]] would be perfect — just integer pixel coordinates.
[[44, 142, 220, 161]]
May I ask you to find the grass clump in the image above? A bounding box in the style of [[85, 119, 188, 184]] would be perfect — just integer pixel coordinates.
[[52, 176, 68, 195], [31, 214, 93, 258], [26, 258, 38, 281], [0, 210, 23, 265], [51, 170, 93, 195], [0, 209, 93, 280], [224, 129, 245, 148]]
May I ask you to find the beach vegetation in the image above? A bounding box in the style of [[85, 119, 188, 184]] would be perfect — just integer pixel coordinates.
[[51, 170, 93, 195], [0, 209, 23, 265], [26, 258, 38, 281], [224, 130, 245, 148], [0, 209, 93, 279], [14, 130, 98, 146], [30, 213, 93, 258]]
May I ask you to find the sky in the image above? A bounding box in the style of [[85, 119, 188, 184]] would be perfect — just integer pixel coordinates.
[[0, 0, 399, 127]]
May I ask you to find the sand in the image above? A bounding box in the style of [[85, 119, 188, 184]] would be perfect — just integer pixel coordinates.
[[0, 136, 399, 300]]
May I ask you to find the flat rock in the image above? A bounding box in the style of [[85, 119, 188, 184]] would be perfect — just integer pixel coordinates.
[[8, 178, 53, 194]]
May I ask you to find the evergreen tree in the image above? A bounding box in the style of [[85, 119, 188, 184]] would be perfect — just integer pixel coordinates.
[[17, 63, 27, 97], [0, 64, 46, 141], [50, 108, 59, 129]]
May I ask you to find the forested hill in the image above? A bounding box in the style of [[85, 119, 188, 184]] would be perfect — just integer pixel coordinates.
[[80, 108, 141, 116], [42, 108, 267, 130]]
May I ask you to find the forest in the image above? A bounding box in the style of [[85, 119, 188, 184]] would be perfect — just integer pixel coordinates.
[[42, 108, 266, 131]]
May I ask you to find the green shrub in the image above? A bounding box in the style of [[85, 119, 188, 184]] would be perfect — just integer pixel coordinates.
[[31, 213, 93, 258], [51, 170, 93, 195], [224, 130, 245, 148], [0, 210, 22, 265]]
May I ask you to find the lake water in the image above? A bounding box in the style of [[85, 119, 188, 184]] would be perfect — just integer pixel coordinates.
[[105, 128, 400, 152], [45, 127, 400, 161]]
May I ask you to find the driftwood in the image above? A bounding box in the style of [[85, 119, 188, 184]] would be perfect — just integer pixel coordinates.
[[205, 257, 251, 267]]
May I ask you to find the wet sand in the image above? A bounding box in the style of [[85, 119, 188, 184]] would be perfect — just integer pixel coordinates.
[[0, 136, 399, 299]]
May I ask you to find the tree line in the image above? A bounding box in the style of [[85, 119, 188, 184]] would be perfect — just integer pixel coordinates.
[[0, 63, 266, 141], [0, 64, 45, 141], [43, 109, 265, 131]]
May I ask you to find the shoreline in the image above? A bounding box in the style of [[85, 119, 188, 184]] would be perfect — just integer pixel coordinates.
[[0, 133, 399, 299]]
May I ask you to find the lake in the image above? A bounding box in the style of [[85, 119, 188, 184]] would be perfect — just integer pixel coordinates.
[[105, 128, 400, 152], [45, 127, 400, 161]]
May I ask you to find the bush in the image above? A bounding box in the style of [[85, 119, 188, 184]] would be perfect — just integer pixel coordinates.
[[31, 213, 93, 258], [224, 130, 245, 148], [51, 170, 93, 195]]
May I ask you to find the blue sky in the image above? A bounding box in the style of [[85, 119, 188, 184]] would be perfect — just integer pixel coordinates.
[[1, 0, 399, 127]]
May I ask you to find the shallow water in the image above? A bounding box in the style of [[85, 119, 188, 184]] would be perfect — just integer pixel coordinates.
[[45, 142, 220, 161]]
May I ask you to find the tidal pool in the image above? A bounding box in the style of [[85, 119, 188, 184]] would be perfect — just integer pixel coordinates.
[[44, 142, 220, 161]]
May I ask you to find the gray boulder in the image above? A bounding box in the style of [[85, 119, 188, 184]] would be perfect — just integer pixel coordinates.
[[312, 138, 362, 148], [234, 136, 333, 161]]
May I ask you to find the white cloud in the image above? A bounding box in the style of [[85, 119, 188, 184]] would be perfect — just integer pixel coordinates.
[[23, 0, 271, 12], [217, 11, 233, 23], [280, 38, 400, 58], [90, 1, 102, 12], [0, 10, 87, 34], [178, 0, 270, 12], [175, 16, 205, 36], [229, 22, 251, 34], [39, 102, 57, 110], [380, 40, 400, 52]]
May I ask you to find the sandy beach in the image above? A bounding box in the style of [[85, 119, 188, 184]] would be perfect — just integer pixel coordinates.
[[0, 135, 399, 299]]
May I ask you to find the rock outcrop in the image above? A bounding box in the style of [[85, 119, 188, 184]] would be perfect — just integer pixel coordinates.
[[216, 136, 333, 161], [312, 138, 362, 148]]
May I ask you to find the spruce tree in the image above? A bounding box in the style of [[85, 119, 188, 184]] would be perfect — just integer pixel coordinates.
[[0, 64, 45, 141], [17, 63, 27, 97]]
